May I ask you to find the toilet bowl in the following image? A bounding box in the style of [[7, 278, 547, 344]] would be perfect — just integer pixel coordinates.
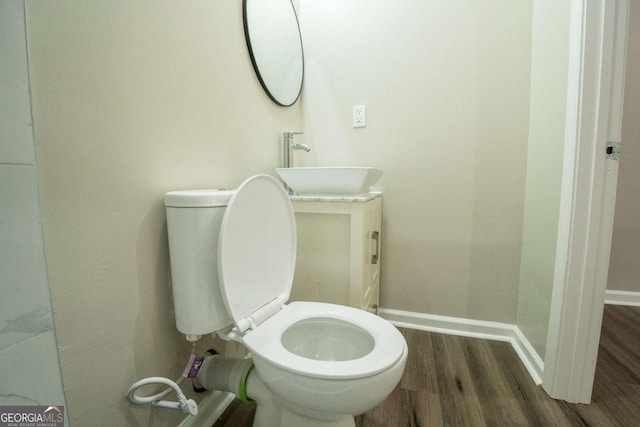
[[244, 301, 407, 422], [165, 174, 407, 426]]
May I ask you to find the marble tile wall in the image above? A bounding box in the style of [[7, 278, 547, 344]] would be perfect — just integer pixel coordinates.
[[0, 0, 67, 419]]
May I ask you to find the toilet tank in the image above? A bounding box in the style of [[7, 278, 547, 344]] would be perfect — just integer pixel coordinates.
[[164, 189, 235, 340]]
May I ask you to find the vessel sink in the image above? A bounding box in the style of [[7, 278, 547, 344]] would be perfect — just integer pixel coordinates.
[[276, 167, 383, 195]]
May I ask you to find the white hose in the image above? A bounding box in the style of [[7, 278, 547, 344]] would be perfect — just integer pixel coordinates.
[[127, 345, 199, 416], [127, 376, 197, 416]]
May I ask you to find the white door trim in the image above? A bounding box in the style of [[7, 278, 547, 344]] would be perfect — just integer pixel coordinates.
[[542, 0, 628, 403]]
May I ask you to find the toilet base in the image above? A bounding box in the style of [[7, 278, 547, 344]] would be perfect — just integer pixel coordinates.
[[254, 404, 355, 427], [247, 370, 355, 427]]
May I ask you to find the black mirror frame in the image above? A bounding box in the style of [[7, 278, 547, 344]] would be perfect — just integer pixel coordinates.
[[242, 0, 304, 107]]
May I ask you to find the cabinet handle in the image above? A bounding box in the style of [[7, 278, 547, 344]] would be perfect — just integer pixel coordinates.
[[371, 231, 379, 264]]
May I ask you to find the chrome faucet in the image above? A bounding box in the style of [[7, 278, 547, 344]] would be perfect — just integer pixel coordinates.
[[283, 132, 310, 168]]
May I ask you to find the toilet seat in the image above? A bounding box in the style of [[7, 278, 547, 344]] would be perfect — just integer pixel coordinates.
[[242, 301, 406, 380], [218, 175, 404, 380], [218, 175, 297, 333]]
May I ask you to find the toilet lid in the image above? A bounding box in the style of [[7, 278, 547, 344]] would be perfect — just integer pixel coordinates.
[[218, 174, 296, 331]]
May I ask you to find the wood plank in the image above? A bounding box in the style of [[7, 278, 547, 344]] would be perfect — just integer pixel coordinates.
[[399, 327, 439, 393], [598, 305, 640, 385], [486, 340, 573, 426], [590, 379, 640, 426], [460, 338, 529, 425], [431, 333, 487, 426]]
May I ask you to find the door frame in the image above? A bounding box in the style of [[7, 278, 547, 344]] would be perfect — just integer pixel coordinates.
[[542, 0, 629, 403]]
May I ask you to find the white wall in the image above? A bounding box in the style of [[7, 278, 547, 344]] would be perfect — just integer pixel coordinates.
[[608, 1, 640, 293], [26, 1, 301, 425], [300, 0, 532, 323], [0, 0, 67, 416], [517, 0, 571, 358]]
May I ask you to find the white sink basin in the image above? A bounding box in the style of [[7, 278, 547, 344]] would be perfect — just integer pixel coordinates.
[[276, 167, 383, 196]]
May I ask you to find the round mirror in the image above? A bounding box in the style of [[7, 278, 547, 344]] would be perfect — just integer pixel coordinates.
[[243, 0, 304, 107]]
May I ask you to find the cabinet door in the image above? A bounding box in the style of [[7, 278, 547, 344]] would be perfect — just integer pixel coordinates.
[[289, 197, 382, 313], [290, 212, 351, 306], [362, 198, 381, 312]]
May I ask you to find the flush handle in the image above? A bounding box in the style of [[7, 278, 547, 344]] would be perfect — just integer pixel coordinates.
[[371, 231, 379, 264]]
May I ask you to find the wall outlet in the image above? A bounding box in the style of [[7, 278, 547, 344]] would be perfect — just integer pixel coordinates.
[[353, 105, 366, 128]]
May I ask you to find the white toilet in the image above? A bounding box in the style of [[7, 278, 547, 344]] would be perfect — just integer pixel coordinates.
[[164, 174, 407, 427]]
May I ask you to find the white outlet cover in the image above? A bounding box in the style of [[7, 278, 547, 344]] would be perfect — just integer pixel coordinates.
[[353, 105, 366, 128]]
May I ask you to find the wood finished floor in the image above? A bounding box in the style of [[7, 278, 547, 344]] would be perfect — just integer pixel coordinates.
[[213, 305, 640, 426]]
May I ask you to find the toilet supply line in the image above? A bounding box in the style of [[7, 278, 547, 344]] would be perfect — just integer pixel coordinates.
[[127, 344, 202, 416], [128, 376, 197, 416]]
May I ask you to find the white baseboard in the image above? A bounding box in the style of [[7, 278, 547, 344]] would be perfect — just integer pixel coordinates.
[[604, 289, 640, 306], [379, 308, 544, 385], [179, 391, 236, 427]]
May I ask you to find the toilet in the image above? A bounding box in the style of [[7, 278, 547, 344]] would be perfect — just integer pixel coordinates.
[[164, 174, 407, 427]]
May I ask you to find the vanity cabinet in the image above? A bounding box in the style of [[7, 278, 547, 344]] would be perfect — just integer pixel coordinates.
[[289, 194, 382, 313]]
